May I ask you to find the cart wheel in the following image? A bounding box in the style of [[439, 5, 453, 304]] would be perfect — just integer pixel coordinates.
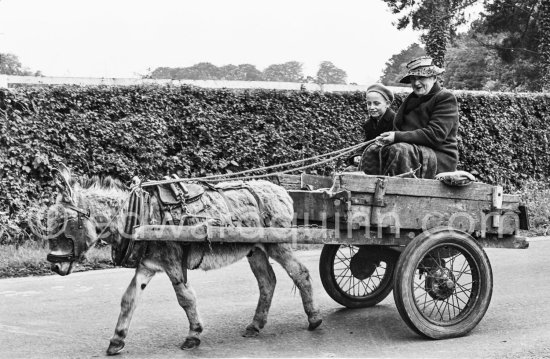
[[319, 244, 399, 308], [393, 228, 493, 339]]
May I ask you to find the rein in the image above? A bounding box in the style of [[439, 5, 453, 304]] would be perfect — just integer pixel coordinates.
[[47, 142, 375, 266], [139, 140, 375, 187]]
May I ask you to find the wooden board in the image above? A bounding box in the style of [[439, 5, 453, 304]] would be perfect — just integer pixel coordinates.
[[301, 174, 334, 190], [275, 174, 301, 190], [336, 173, 519, 202], [275, 173, 334, 191], [290, 189, 520, 236]]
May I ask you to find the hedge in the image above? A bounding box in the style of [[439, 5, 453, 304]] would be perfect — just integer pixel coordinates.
[[1, 85, 549, 239]]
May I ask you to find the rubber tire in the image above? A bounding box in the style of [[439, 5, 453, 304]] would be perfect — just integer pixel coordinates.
[[320, 244, 399, 308], [393, 228, 493, 339]]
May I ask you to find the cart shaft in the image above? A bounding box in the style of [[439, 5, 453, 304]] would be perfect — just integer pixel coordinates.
[[133, 224, 528, 248]]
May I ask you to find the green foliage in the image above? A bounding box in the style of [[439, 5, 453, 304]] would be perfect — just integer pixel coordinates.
[[147, 61, 350, 84], [384, 0, 550, 91], [515, 179, 550, 236], [454, 91, 550, 189], [148, 63, 264, 81], [444, 31, 541, 91], [1, 85, 549, 244], [0, 53, 40, 76], [472, 0, 549, 91], [477, 0, 539, 62], [316, 61, 347, 85], [538, 0, 550, 91], [382, 0, 478, 66], [262, 61, 304, 82]]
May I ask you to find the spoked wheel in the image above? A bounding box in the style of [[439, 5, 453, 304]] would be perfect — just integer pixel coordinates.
[[319, 244, 399, 308], [393, 228, 493, 339]]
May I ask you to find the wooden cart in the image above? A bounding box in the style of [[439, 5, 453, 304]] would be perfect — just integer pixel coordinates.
[[134, 172, 529, 339]]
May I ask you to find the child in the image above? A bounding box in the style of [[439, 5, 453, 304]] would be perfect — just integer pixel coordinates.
[[345, 83, 395, 171]]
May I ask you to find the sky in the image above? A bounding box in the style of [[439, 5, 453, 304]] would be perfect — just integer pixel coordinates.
[[0, 0, 474, 84]]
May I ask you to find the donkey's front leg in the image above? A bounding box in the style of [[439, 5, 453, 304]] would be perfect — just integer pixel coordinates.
[[107, 264, 156, 356], [165, 265, 204, 350]]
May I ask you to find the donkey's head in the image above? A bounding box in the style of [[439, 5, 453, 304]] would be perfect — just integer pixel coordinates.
[[45, 166, 96, 275], [46, 165, 128, 276]]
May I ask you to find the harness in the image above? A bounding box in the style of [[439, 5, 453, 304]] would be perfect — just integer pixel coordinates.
[[112, 175, 205, 269], [112, 176, 271, 275]]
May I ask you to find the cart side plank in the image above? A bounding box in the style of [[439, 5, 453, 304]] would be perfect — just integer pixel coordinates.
[[337, 173, 518, 202], [276, 174, 334, 191], [289, 190, 519, 235]]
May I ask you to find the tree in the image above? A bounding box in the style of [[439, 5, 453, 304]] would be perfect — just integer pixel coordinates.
[[540, 0, 550, 91], [380, 43, 426, 85], [148, 63, 264, 81], [316, 61, 347, 84], [472, 0, 550, 91], [0, 53, 36, 75], [383, 1, 549, 91], [443, 31, 513, 90], [382, 0, 478, 66], [173, 62, 220, 80], [218, 64, 264, 81], [262, 61, 304, 82], [148, 62, 220, 80], [148, 67, 176, 79]]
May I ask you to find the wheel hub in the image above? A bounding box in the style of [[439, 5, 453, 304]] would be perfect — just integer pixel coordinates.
[[425, 266, 456, 300], [350, 252, 380, 280]]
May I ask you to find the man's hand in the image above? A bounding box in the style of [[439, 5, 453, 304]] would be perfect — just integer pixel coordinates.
[[375, 132, 395, 145]]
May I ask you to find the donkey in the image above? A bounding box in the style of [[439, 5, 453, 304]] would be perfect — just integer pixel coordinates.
[[45, 167, 322, 355]]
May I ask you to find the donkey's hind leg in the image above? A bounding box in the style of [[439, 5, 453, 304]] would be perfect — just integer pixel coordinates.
[[165, 263, 204, 350], [266, 244, 322, 330], [107, 264, 156, 356], [243, 247, 277, 337]]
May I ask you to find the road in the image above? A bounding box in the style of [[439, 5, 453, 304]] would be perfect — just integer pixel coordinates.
[[1, 239, 549, 359]]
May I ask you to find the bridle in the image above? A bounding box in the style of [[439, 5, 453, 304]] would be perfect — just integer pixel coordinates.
[[46, 202, 91, 263]]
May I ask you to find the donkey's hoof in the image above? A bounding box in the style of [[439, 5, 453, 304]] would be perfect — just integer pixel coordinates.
[[242, 325, 260, 338], [308, 319, 323, 331], [106, 339, 125, 356], [181, 337, 201, 350]]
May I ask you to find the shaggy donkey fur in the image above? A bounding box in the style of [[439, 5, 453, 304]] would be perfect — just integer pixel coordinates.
[[46, 170, 322, 355]]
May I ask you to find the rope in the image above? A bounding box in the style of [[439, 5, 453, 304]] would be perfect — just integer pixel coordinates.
[[140, 140, 374, 187], [196, 145, 362, 182], [202, 140, 372, 179]]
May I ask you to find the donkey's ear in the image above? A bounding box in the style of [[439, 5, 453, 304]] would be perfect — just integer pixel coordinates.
[[53, 165, 74, 203], [57, 162, 70, 174]]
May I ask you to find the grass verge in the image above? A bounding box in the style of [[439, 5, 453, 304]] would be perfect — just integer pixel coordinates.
[[0, 241, 113, 278], [515, 179, 550, 236]]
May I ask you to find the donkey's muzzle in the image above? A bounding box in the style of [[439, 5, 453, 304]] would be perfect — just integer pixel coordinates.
[[50, 261, 74, 276]]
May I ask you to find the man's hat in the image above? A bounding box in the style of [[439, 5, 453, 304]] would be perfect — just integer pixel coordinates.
[[399, 56, 445, 84], [366, 83, 394, 103]]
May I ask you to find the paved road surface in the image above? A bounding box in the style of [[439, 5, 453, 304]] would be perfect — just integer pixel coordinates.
[[1, 239, 549, 358]]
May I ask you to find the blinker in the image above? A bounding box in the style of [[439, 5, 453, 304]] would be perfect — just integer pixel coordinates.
[[46, 210, 90, 263]]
